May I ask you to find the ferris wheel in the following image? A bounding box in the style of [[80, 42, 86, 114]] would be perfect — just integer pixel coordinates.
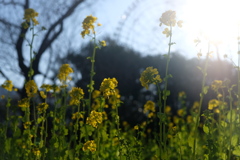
[[113, 0, 183, 56]]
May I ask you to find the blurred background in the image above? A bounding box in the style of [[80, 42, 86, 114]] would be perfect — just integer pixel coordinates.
[[0, 0, 239, 124]]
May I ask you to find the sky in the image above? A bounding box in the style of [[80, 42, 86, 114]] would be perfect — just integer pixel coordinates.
[[2, 0, 240, 88], [82, 0, 240, 64]]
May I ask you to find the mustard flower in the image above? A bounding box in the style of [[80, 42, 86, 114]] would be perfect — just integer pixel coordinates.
[[1, 95, 5, 99], [32, 148, 41, 157], [18, 98, 30, 108], [81, 15, 98, 38], [99, 40, 107, 47], [208, 99, 219, 110], [23, 121, 31, 129], [162, 28, 171, 37], [140, 67, 162, 89], [177, 109, 184, 117], [25, 80, 38, 98], [40, 84, 52, 92], [92, 90, 101, 99], [159, 10, 176, 27], [100, 78, 118, 98], [134, 125, 139, 130], [57, 64, 74, 83], [86, 110, 103, 128], [72, 112, 84, 120], [69, 87, 84, 105], [82, 140, 97, 153], [211, 80, 223, 92], [22, 8, 39, 29], [143, 100, 156, 113], [37, 103, 49, 113], [1, 80, 13, 92], [165, 105, 171, 114], [39, 91, 47, 99]]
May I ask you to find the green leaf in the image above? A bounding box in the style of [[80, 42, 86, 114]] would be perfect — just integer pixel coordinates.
[[232, 134, 239, 147], [233, 146, 240, 156], [203, 86, 209, 95], [203, 124, 209, 134], [227, 110, 236, 122], [220, 121, 228, 128]]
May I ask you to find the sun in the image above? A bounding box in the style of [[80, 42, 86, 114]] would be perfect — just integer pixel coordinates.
[[183, 0, 240, 46]]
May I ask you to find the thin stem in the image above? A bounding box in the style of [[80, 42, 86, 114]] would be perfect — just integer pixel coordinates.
[[193, 43, 210, 159]]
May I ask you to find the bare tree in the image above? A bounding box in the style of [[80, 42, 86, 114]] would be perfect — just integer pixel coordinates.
[[0, 0, 92, 96]]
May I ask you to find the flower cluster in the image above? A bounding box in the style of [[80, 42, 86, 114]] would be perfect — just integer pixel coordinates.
[[72, 112, 84, 120], [25, 80, 38, 98], [208, 99, 220, 110], [57, 64, 74, 83], [100, 78, 118, 98], [37, 103, 49, 113], [159, 10, 182, 27], [81, 15, 98, 38], [22, 8, 39, 29], [69, 87, 84, 105], [211, 80, 224, 92], [159, 10, 183, 37], [1, 80, 13, 92], [82, 140, 97, 153], [18, 98, 30, 108], [86, 110, 103, 128], [140, 67, 162, 89], [143, 100, 156, 118]]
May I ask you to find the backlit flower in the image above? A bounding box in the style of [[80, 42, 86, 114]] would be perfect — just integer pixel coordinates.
[[162, 28, 171, 37], [143, 100, 155, 113], [99, 40, 106, 47], [208, 99, 219, 110], [159, 10, 176, 27], [140, 67, 162, 89]]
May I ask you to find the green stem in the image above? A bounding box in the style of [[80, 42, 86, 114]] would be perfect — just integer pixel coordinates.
[[162, 25, 173, 159], [88, 35, 97, 114], [193, 43, 210, 159], [228, 88, 233, 160]]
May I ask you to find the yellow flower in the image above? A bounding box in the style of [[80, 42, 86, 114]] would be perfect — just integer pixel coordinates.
[[134, 125, 139, 130], [177, 109, 184, 117], [86, 110, 103, 128], [37, 103, 48, 113], [69, 87, 84, 105], [82, 140, 96, 153], [81, 15, 98, 38], [211, 80, 223, 91], [40, 84, 52, 92], [187, 115, 193, 123], [140, 67, 162, 89], [92, 90, 101, 99], [1, 95, 5, 99], [162, 28, 171, 37], [100, 78, 118, 98], [18, 98, 30, 108], [159, 10, 176, 27], [99, 40, 106, 47], [1, 80, 13, 92], [39, 91, 47, 99], [22, 8, 39, 29], [178, 91, 186, 98], [57, 64, 74, 83], [165, 105, 171, 114], [177, 20, 183, 27], [32, 148, 41, 157], [208, 99, 219, 110], [72, 112, 84, 120], [23, 121, 31, 129], [144, 100, 155, 113], [25, 80, 38, 98]]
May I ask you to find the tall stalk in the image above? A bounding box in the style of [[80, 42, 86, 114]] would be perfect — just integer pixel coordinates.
[[192, 43, 210, 159]]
